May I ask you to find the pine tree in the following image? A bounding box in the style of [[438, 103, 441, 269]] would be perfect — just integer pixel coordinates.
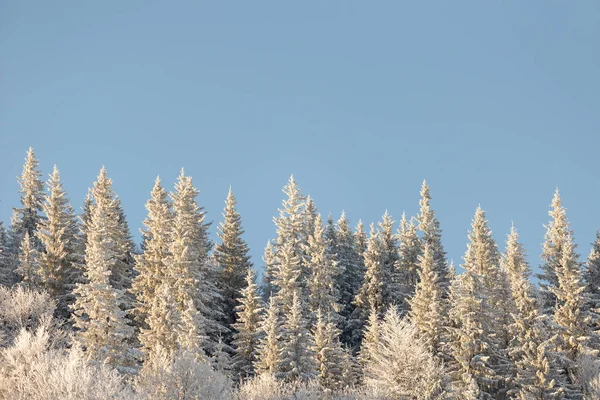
[[36, 165, 81, 317], [278, 290, 316, 382], [10, 148, 45, 253], [212, 335, 232, 378], [333, 212, 364, 347], [260, 240, 277, 300], [539, 189, 574, 313], [377, 211, 400, 305], [272, 240, 302, 314], [417, 181, 449, 292], [409, 243, 447, 358], [397, 212, 422, 310], [132, 177, 174, 350], [552, 236, 596, 395], [0, 222, 11, 286], [358, 306, 380, 371], [355, 219, 367, 257], [232, 268, 264, 380], [15, 232, 40, 289], [585, 232, 600, 332], [71, 168, 134, 371], [214, 188, 253, 345], [448, 207, 509, 398], [312, 309, 346, 390], [305, 214, 341, 322], [255, 298, 282, 376], [503, 226, 565, 399]]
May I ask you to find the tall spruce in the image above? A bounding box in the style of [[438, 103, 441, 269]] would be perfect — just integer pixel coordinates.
[[417, 181, 449, 292], [0, 222, 10, 286], [377, 211, 401, 305], [397, 212, 422, 309], [71, 168, 134, 370], [312, 309, 346, 390], [214, 188, 253, 345], [232, 268, 264, 380], [260, 240, 277, 300], [36, 165, 81, 317], [272, 240, 302, 314], [255, 298, 282, 376], [15, 232, 40, 289], [538, 189, 573, 313], [585, 232, 600, 332]]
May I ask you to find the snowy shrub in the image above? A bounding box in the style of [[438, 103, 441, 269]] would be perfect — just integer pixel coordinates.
[[576, 350, 600, 397], [362, 307, 446, 399], [236, 374, 288, 400], [0, 326, 132, 400], [0, 286, 55, 346], [135, 347, 232, 400]]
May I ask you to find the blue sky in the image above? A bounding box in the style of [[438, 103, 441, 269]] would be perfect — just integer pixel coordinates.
[[1, 1, 599, 274]]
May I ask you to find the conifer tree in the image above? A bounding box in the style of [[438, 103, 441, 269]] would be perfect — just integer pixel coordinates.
[[585, 232, 600, 329], [36, 165, 81, 317], [417, 181, 449, 292], [272, 240, 302, 314], [0, 222, 10, 286], [278, 291, 316, 382], [260, 241, 277, 300], [358, 306, 380, 370], [212, 335, 232, 378], [214, 188, 253, 344], [503, 226, 564, 399], [305, 214, 341, 321], [312, 309, 346, 390], [255, 298, 282, 376], [539, 189, 574, 312], [10, 148, 45, 254], [409, 243, 447, 358], [232, 268, 264, 380], [397, 212, 421, 309], [377, 211, 400, 305], [15, 232, 40, 289], [355, 219, 367, 257], [71, 168, 134, 370], [303, 195, 318, 243], [552, 236, 597, 394], [132, 177, 173, 334]]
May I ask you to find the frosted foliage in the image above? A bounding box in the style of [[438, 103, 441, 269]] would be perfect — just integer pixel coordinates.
[[15, 232, 40, 289], [135, 347, 231, 400], [0, 327, 133, 400], [255, 299, 282, 375], [362, 307, 446, 399], [0, 286, 55, 346]]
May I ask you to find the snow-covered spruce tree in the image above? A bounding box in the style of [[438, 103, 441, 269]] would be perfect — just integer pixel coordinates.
[[363, 307, 446, 399], [351, 224, 392, 347], [312, 309, 346, 390], [552, 236, 598, 395], [503, 225, 565, 399], [305, 214, 341, 322], [397, 212, 422, 310], [539, 189, 575, 313], [10, 148, 45, 254], [260, 241, 277, 301], [35, 165, 81, 318], [278, 290, 316, 382], [448, 207, 511, 398], [232, 268, 264, 380], [131, 177, 173, 330], [358, 306, 380, 371], [212, 335, 232, 378], [303, 195, 318, 244], [272, 240, 302, 314], [585, 232, 600, 332], [15, 232, 40, 289], [214, 188, 253, 345], [355, 219, 367, 257], [332, 212, 364, 348], [409, 242, 447, 359], [417, 180, 450, 292], [86, 167, 134, 304], [71, 168, 135, 371], [255, 298, 282, 376], [377, 211, 401, 306]]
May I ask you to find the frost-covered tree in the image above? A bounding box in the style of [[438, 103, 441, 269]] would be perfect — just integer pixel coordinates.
[[305, 214, 341, 321], [255, 299, 282, 376], [417, 180, 449, 292], [585, 232, 600, 330], [358, 306, 380, 370], [36, 165, 81, 317], [303, 195, 318, 243], [212, 335, 232, 378], [362, 307, 446, 399], [71, 168, 134, 370], [355, 219, 367, 257], [260, 241, 277, 300], [272, 241, 302, 314], [0, 222, 11, 286], [539, 189, 575, 313], [409, 243, 447, 359], [503, 226, 565, 399], [397, 212, 422, 309], [552, 236, 597, 394], [10, 148, 45, 255], [214, 188, 253, 344], [448, 207, 510, 398], [232, 268, 264, 380], [312, 309, 346, 390], [132, 177, 173, 328], [278, 291, 316, 382], [273, 175, 306, 268], [377, 211, 400, 305], [15, 233, 40, 289], [331, 212, 364, 347]]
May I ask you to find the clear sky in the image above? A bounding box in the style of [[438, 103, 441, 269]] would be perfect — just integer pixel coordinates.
[[1, 1, 599, 275]]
